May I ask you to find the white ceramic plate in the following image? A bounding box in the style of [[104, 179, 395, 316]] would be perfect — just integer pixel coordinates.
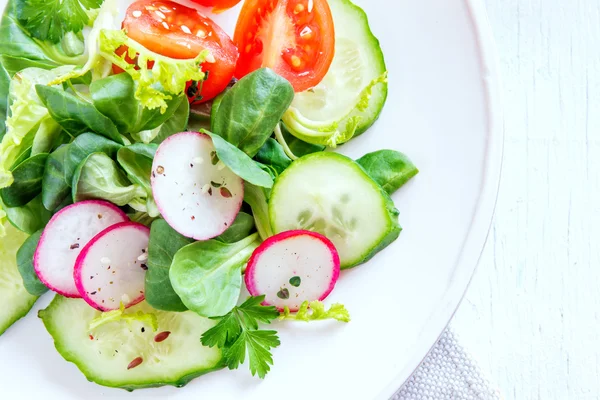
[[0, 0, 502, 399]]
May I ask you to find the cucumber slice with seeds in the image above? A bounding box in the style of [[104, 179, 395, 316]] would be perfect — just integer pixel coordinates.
[[0, 222, 39, 336], [269, 152, 400, 269], [39, 296, 223, 390], [282, 0, 388, 146]]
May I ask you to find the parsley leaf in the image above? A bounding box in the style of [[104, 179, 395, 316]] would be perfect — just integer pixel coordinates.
[[243, 330, 280, 378], [279, 301, 351, 322], [237, 295, 280, 328], [201, 296, 280, 379], [18, 0, 104, 43], [201, 312, 241, 349]]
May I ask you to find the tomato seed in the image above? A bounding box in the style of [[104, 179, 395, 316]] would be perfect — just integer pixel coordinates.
[[291, 55, 302, 68]]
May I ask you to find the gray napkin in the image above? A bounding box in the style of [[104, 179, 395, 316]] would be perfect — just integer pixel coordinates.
[[392, 329, 501, 400]]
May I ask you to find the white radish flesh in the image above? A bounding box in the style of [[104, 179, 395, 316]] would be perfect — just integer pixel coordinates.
[[74, 222, 150, 311], [34, 200, 128, 298], [151, 132, 244, 240], [244, 230, 340, 311]]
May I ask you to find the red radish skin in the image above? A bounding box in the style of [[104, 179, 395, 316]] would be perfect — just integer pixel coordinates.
[[151, 132, 244, 240], [34, 200, 128, 298], [74, 222, 150, 311], [244, 230, 340, 311]]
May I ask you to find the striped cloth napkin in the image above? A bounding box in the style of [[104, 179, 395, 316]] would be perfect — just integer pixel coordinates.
[[392, 329, 501, 400]]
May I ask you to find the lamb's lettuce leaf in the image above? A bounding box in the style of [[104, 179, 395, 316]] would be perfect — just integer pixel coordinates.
[[117, 144, 159, 218], [210, 68, 294, 157], [170, 233, 261, 318], [356, 150, 419, 195], [203, 130, 273, 189], [16, 229, 47, 296], [90, 73, 184, 135], [35, 84, 123, 143], [243, 182, 273, 241], [71, 152, 146, 207], [0, 195, 51, 235]]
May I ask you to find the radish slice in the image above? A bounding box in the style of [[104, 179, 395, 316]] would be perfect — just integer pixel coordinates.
[[74, 222, 150, 311], [151, 132, 244, 240], [244, 230, 340, 311], [34, 200, 128, 298]]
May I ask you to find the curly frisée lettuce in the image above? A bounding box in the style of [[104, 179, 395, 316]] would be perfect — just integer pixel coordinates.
[[0, 66, 72, 189], [98, 30, 208, 113], [88, 302, 158, 332], [279, 301, 351, 322], [281, 0, 388, 147]]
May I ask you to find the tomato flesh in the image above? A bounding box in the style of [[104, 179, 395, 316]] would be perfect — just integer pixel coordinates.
[[233, 0, 335, 92], [121, 0, 238, 103], [189, 0, 243, 13]]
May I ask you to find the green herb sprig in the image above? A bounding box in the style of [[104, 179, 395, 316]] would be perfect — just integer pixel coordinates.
[[18, 0, 105, 43], [201, 296, 280, 379]]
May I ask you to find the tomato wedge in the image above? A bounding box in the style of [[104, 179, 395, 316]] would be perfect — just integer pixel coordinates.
[[233, 0, 335, 92], [121, 0, 238, 103], [189, 0, 243, 13]]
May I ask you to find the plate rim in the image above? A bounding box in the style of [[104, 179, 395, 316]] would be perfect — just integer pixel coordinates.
[[377, 0, 504, 397]]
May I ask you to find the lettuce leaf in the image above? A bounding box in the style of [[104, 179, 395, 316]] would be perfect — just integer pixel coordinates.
[[279, 301, 351, 322], [97, 29, 207, 113], [88, 302, 158, 332], [0, 209, 7, 237], [0, 67, 71, 189], [47, 0, 119, 86]]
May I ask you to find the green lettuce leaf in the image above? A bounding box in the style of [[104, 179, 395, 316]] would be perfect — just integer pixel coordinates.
[[279, 301, 351, 322], [88, 302, 158, 332], [0, 67, 71, 189], [47, 0, 119, 86], [97, 29, 207, 112]]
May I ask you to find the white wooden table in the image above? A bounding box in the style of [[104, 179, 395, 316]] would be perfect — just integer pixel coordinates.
[[453, 0, 600, 398]]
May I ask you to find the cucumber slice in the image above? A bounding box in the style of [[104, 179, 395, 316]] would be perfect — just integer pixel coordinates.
[[39, 296, 224, 390], [269, 153, 400, 269], [282, 0, 388, 146], [0, 222, 38, 336]]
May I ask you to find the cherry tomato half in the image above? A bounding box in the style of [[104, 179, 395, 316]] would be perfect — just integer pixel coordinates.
[[121, 0, 238, 103], [233, 0, 335, 92], [189, 0, 243, 13]]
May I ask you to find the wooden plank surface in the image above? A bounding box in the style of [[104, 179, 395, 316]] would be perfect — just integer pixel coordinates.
[[453, 0, 600, 398]]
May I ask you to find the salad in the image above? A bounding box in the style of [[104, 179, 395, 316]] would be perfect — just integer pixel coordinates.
[[0, 0, 419, 390]]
